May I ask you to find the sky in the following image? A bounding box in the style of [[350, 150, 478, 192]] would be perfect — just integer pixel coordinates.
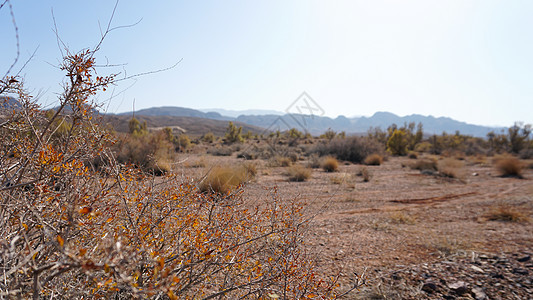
[[1, 0, 532, 127]]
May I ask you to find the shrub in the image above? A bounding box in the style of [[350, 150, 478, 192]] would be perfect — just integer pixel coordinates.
[[177, 134, 191, 151], [202, 131, 216, 143], [116, 130, 174, 175], [437, 158, 464, 179], [314, 136, 381, 164], [364, 153, 383, 165], [276, 156, 293, 167], [0, 37, 340, 298], [208, 145, 235, 156], [199, 165, 253, 194], [321, 156, 339, 172], [495, 156, 523, 178], [408, 151, 418, 159], [483, 204, 529, 222], [287, 164, 312, 181], [224, 121, 243, 143], [307, 153, 321, 168], [409, 158, 438, 171], [357, 167, 371, 182], [387, 129, 408, 156]]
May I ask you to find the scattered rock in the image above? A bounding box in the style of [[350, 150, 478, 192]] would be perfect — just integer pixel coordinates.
[[517, 255, 531, 262], [471, 287, 487, 300], [448, 281, 469, 295], [422, 281, 439, 293], [470, 265, 484, 273]]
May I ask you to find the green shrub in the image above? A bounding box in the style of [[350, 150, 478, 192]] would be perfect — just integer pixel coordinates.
[[387, 129, 408, 156], [202, 132, 216, 143]]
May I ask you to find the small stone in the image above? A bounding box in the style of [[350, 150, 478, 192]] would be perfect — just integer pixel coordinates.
[[448, 281, 469, 295], [471, 287, 487, 300], [517, 255, 531, 262], [422, 281, 439, 293], [470, 265, 484, 273], [512, 268, 529, 275]]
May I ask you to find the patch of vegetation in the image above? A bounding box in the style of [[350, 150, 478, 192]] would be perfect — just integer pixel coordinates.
[[437, 158, 464, 179], [286, 164, 312, 182], [314, 136, 382, 164], [483, 204, 529, 222], [321, 156, 339, 172], [364, 153, 383, 165], [494, 156, 523, 178], [409, 158, 438, 172], [199, 164, 255, 194]]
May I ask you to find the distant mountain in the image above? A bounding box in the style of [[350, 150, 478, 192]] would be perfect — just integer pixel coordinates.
[[113, 106, 504, 137], [199, 108, 284, 118], [116, 106, 231, 121]]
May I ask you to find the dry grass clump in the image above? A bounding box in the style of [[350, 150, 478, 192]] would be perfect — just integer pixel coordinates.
[[407, 151, 418, 159], [437, 158, 464, 179], [409, 157, 437, 171], [357, 167, 371, 182], [286, 164, 312, 182], [389, 211, 416, 225], [482, 204, 529, 223], [199, 164, 254, 194], [494, 156, 523, 178], [208, 146, 235, 156], [186, 157, 207, 168], [321, 156, 339, 172], [364, 153, 383, 166], [307, 153, 321, 168]]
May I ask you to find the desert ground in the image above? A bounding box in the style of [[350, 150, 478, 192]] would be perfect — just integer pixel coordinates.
[[174, 150, 533, 299]]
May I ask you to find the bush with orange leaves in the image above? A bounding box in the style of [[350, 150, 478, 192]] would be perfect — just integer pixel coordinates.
[[0, 35, 351, 300]]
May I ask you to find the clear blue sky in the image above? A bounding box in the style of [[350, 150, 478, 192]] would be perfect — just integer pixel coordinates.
[[1, 0, 532, 127]]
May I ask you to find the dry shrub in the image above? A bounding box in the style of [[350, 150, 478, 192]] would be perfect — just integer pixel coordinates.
[[314, 136, 382, 163], [199, 164, 254, 194], [389, 211, 416, 225], [437, 158, 464, 179], [495, 156, 523, 178], [409, 157, 437, 171], [307, 153, 321, 168], [483, 204, 529, 222], [357, 167, 371, 182], [321, 156, 339, 172], [208, 145, 235, 156], [407, 151, 418, 159], [187, 157, 207, 168], [287, 164, 312, 182], [364, 153, 383, 165], [0, 31, 342, 299], [269, 155, 293, 167]]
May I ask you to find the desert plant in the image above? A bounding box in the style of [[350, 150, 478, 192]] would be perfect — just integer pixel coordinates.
[[364, 153, 383, 165], [437, 158, 464, 179], [286, 164, 312, 181], [483, 204, 529, 222], [314, 136, 382, 164], [409, 157, 438, 172], [358, 167, 371, 182], [202, 131, 216, 143], [177, 134, 191, 151], [495, 156, 523, 178], [387, 129, 408, 156], [199, 164, 253, 194], [389, 211, 416, 225], [307, 153, 321, 168], [224, 121, 244, 144], [321, 156, 339, 172], [0, 24, 340, 298]]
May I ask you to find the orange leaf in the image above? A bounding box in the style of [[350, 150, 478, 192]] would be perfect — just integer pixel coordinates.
[[57, 235, 64, 247], [79, 207, 92, 214]]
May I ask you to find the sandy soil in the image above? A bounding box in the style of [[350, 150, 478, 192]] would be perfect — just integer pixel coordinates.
[[176, 153, 533, 299]]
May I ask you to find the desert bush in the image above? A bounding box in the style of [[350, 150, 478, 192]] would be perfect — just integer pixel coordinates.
[[314, 136, 382, 164], [437, 158, 464, 179], [224, 121, 244, 144], [357, 167, 371, 182], [494, 156, 523, 178], [321, 156, 339, 172], [387, 129, 408, 156], [275, 156, 293, 167], [364, 153, 383, 165], [0, 36, 340, 298], [177, 134, 191, 151], [307, 153, 321, 168], [483, 204, 529, 222], [409, 158, 438, 171], [208, 145, 235, 156], [407, 151, 418, 159], [286, 164, 312, 181], [116, 130, 174, 175], [389, 211, 416, 225], [199, 164, 253, 194], [202, 131, 216, 143]]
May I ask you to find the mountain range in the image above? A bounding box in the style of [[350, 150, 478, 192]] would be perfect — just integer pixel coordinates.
[[115, 106, 504, 137]]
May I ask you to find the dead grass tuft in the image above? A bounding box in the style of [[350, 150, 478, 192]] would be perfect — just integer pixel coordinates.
[[286, 164, 312, 182], [409, 158, 437, 172], [364, 153, 383, 166], [483, 204, 529, 223], [321, 156, 339, 172], [437, 158, 464, 179], [389, 211, 416, 225], [494, 156, 523, 178], [199, 164, 254, 194]]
